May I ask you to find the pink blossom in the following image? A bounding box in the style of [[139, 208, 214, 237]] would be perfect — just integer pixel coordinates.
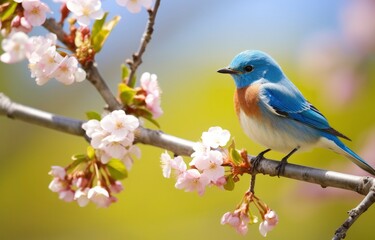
[[140, 72, 163, 118], [22, 0, 51, 26], [116, 0, 153, 13], [201, 126, 230, 149], [58, 189, 75, 202], [11, 15, 32, 33], [121, 145, 141, 170], [53, 55, 86, 85], [74, 188, 90, 207], [259, 210, 278, 237], [67, 0, 104, 26], [88, 185, 111, 208], [100, 110, 139, 142], [0, 32, 30, 63], [48, 166, 66, 179], [193, 150, 224, 182], [160, 151, 187, 178], [175, 169, 210, 196], [109, 181, 124, 194], [221, 211, 249, 235], [48, 178, 66, 192]]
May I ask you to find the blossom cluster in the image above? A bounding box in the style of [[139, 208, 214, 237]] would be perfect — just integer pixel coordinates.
[[161, 127, 230, 196], [66, 0, 153, 26], [11, 0, 51, 32], [49, 165, 123, 208], [1, 32, 86, 85], [221, 192, 279, 237], [82, 110, 140, 169], [140, 72, 163, 118], [49, 109, 140, 207]]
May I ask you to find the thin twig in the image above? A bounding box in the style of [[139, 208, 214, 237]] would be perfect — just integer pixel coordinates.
[[126, 0, 161, 86], [333, 186, 375, 240], [85, 62, 123, 111]]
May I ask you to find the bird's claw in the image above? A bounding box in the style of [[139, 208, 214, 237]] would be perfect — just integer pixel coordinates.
[[251, 149, 271, 172]]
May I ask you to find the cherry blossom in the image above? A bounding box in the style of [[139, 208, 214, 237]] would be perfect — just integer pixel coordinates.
[[82, 110, 140, 165], [49, 166, 66, 179], [88, 185, 111, 208], [259, 210, 279, 237], [66, 0, 104, 26], [160, 151, 187, 178], [194, 150, 224, 182], [11, 15, 32, 33], [116, 0, 153, 13], [100, 110, 139, 142], [53, 55, 86, 85], [175, 169, 210, 196], [58, 189, 75, 202], [140, 72, 163, 118], [22, 0, 51, 26], [0, 32, 30, 63], [74, 188, 90, 207], [201, 126, 230, 149], [221, 211, 249, 235]]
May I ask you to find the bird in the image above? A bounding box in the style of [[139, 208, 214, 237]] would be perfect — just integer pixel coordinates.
[[217, 50, 375, 176]]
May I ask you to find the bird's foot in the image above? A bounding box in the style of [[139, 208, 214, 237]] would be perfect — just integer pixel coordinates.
[[251, 149, 271, 172], [275, 158, 288, 177], [275, 147, 300, 177]]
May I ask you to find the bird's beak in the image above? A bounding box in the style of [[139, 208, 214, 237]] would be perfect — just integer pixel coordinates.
[[217, 68, 238, 74]]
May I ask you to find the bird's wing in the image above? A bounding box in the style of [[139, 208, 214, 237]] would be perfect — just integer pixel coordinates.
[[259, 82, 351, 140]]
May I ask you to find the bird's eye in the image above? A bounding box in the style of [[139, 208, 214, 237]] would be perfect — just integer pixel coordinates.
[[244, 65, 254, 72]]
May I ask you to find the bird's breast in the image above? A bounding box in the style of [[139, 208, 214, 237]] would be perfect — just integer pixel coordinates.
[[234, 83, 262, 120]]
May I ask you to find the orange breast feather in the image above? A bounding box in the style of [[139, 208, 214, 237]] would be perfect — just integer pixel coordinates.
[[234, 83, 262, 119]]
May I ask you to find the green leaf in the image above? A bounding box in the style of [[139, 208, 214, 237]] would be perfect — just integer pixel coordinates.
[[121, 64, 129, 80], [91, 14, 121, 53], [72, 154, 87, 161], [107, 159, 128, 180], [1, 2, 18, 22], [230, 148, 242, 165], [70, 154, 88, 170], [118, 83, 136, 105], [136, 108, 160, 128], [86, 146, 96, 159], [91, 12, 108, 38], [86, 111, 102, 120], [224, 175, 235, 191]]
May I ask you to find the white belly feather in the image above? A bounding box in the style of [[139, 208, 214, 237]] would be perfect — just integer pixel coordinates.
[[238, 109, 319, 153]]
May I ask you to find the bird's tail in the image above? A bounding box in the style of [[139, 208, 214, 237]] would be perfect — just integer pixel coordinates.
[[321, 134, 375, 176]]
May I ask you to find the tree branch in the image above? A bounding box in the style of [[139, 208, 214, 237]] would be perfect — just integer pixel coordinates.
[[126, 0, 161, 86], [333, 186, 375, 240], [1, 93, 374, 238]]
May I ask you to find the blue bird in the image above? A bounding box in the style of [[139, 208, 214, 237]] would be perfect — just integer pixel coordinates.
[[218, 50, 375, 176]]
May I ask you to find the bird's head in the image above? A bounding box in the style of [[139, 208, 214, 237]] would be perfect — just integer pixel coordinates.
[[218, 50, 283, 88]]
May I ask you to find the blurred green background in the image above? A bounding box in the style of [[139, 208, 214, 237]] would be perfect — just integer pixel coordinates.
[[1, 0, 375, 239]]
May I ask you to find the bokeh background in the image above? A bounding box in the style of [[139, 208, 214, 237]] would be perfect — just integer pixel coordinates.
[[1, 0, 375, 239]]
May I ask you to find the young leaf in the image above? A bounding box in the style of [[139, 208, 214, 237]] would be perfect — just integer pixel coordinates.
[[135, 108, 160, 128], [121, 64, 129, 80], [107, 159, 128, 180], [1, 2, 18, 22], [118, 83, 136, 105], [91, 15, 121, 53], [91, 12, 108, 38], [86, 146, 96, 159], [86, 111, 102, 120], [224, 175, 235, 191], [230, 148, 242, 165]]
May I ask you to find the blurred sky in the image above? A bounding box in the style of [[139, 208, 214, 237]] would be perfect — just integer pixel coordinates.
[[1, 0, 375, 240]]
